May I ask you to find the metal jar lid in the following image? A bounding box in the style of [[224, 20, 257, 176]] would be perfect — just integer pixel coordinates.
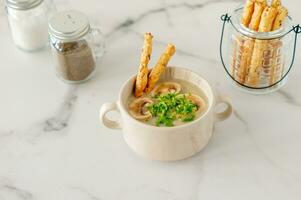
[[48, 10, 90, 41], [5, 0, 43, 10]]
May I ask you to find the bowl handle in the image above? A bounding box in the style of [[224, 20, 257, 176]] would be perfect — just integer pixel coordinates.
[[99, 102, 122, 130], [214, 95, 233, 123]]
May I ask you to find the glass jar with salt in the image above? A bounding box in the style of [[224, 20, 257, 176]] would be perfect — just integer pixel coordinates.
[[48, 10, 105, 84], [5, 0, 56, 51]]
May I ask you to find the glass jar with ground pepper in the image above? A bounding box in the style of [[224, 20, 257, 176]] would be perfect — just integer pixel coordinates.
[[48, 10, 104, 83]]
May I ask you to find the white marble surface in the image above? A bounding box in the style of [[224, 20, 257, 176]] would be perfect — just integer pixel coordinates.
[[1, 0, 301, 199]]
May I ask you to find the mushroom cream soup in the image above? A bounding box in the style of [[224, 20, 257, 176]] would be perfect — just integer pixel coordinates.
[[127, 79, 208, 127]]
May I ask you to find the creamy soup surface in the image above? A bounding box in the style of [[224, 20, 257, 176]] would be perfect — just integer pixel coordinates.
[[127, 79, 208, 127]]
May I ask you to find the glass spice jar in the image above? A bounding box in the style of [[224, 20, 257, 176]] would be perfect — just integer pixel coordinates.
[[48, 10, 105, 84], [5, 0, 56, 51], [219, 6, 300, 94]]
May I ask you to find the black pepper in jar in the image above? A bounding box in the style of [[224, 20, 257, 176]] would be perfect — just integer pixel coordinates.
[[48, 10, 104, 84], [52, 40, 95, 82]]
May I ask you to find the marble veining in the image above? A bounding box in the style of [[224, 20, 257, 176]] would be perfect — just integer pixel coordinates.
[[277, 90, 301, 107], [1, 0, 301, 199], [232, 110, 249, 133], [0, 86, 77, 144], [42, 86, 78, 132], [26, 86, 77, 142], [69, 187, 102, 200], [105, 0, 240, 37], [233, 110, 301, 183], [0, 178, 34, 200]]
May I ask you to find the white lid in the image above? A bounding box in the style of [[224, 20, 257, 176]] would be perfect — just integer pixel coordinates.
[[48, 10, 90, 41], [6, 0, 43, 10]]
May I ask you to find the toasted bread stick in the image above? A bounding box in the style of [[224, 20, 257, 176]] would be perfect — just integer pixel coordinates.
[[145, 44, 176, 93], [258, 6, 278, 32], [249, 0, 267, 31], [271, 0, 281, 8], [241, 0, 255, 27], [232, 0, 256, 81], [231, 36, 244, 80], [236, 0, 266, 83], [135, 33, 153, 97], [269, 6, 288, 84], [269, 40, 283, 84], [272, 6, 288, 30], [246, 6, 278, 86], [232, 0, 255, 82], [236, 39, 255, 83]]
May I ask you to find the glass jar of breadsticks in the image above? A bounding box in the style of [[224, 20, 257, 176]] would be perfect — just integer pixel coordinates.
[[219, 1, 300, 94]]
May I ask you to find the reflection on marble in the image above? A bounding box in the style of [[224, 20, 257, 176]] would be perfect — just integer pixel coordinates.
[[0, 0, 301, 199]]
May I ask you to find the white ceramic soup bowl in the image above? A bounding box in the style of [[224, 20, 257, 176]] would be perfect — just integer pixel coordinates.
[[100, 67, 232, 161]]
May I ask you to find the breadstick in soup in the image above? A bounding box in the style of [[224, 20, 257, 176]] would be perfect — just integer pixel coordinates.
[[146, 44, 176, 93], [135, 33, 153, 97], [241, 0, 255, 27]]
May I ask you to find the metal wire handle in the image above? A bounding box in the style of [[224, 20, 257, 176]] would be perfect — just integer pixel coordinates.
[[219, 13, 301, 90]]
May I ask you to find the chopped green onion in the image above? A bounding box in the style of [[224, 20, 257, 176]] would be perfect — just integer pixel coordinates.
[[147, 93, 198, 127]]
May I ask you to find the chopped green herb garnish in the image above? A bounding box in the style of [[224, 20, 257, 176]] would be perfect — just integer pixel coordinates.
[[147, 93, 198, 127]]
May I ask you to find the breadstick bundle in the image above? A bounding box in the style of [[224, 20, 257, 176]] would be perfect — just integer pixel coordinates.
[[134, 33, 176, 97], [231, 0, 288, 87], [232, 0, 266, 84]]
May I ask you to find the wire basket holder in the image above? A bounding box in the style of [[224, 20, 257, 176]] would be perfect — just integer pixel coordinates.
[[219, 13, 301, 91]]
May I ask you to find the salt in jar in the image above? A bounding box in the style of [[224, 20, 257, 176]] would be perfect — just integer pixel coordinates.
[[6, 0, 56, 51]]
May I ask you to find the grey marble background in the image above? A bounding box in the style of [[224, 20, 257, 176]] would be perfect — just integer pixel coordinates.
[[0, 0, 301, 199]]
